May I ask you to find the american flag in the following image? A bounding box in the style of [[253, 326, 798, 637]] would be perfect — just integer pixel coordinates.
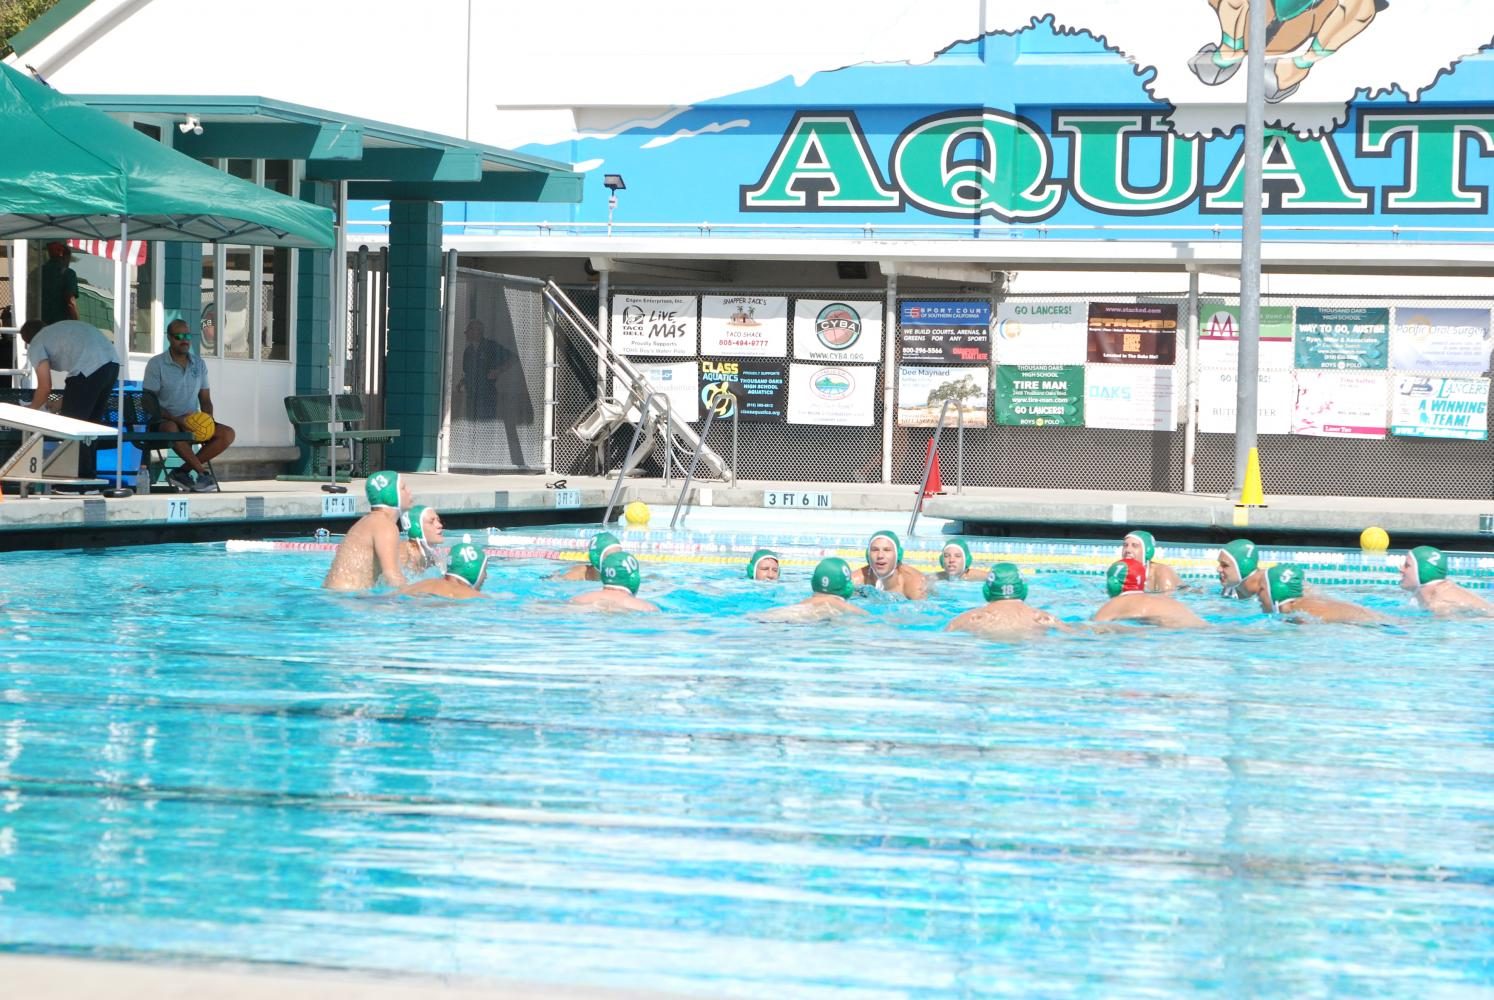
[[67, 239, 148, 266]]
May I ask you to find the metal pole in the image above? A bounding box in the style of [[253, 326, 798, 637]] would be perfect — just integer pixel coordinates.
[[1233, 0, 1268, 496], [323, 181, 349, 494], [436, 248, 458, 474], [104, 219, 130, 498], [542, 287, 556, 473], [1184, 270, 1200, 494], [880, 267, 897, 484]]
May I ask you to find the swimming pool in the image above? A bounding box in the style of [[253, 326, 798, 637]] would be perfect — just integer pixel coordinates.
[[1, 527, 1490, 997]]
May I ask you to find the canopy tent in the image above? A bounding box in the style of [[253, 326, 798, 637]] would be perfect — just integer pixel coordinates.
[[0, 59, 336, 495]]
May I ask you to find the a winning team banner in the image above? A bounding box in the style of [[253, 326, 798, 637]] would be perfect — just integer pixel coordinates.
[[898, 300, 991, 364], [1084, 364, 1176, 431], [611, 294, 699, 357], [1391, 376, 1490, 440], [994, 365, 1084, 427], [1294, 306, 1389, 370], [896, 365, 990, 428], [1391, 307, 1493, 374], [787, 363, 877, 426], [993, 301, 1086, 365], [1198, 305, 1295, 370], [1197, 368, 1294, 435], [1086, 302, 1178, 365], [699, 358, 788, 422], [792, 299, 882, 364], [633, 361, 699, 422], [701, 295, 788, 357], [1292, 371, 1387, 438]]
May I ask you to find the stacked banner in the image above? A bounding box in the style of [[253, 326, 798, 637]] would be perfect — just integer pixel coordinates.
[[896, 301, 991, 428]]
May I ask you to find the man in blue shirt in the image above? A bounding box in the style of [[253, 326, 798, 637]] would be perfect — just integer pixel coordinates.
[[19, 318, 120, 482], [141, 318, 235, 492]]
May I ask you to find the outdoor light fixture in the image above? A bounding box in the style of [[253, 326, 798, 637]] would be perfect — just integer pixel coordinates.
[[178, 115, 203, 135], [603, 174, 626, 235]]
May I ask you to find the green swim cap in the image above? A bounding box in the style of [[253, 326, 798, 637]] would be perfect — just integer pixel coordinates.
[[446, 542, 488, 587], [588, 532, 622, 569], [1265, 563, 1305, 609], [746, 548, 780, 580], [1124, 529, 1156, 563], [811, 557, 855, 598], [600, 551, 641, 594], [866, 530, 904, 567], [983, 563, 1028, 602], [365, 470, 402, 511], [401, 505, 431, 541], [1221, 538, 1258, 578], [941, 538, 973, 574], [1408, 545, 1447, 585]]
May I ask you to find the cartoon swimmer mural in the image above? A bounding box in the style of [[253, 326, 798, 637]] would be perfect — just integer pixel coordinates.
[[1191, 0, 1388, 102]]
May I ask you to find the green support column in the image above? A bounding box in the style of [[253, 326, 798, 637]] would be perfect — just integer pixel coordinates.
[[295, 180, 334, 397], [384, 199, 443, 471], [160, 242, 203, 338]]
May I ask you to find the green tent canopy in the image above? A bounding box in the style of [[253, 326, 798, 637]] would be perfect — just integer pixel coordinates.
[[0, 61, 333, 248]]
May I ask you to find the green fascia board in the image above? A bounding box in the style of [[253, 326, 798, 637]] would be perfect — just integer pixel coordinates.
[[8, 0, 96, 56], [306, 148, 483, 183], [174, 122, 365, 161], [346, 171, 583, 203]]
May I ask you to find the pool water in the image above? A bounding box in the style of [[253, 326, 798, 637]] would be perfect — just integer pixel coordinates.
[[0, 532, 1490, 998]]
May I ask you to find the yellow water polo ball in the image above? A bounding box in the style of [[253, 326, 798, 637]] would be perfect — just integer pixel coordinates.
[[1359, 526, 1389, 551], [624, 500, 651, 527], [182, 411, 216, 444]]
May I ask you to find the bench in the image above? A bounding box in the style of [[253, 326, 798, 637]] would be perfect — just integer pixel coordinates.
[[280, 393, 400, 481], [99, 389, 218, 492]]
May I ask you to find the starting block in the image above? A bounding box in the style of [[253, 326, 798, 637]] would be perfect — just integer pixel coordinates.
[[0, 401, 117, 497]]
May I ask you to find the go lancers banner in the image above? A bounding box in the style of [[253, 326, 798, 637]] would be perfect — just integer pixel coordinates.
[[699, 358, 788, 422], [898, 301, 990, 364], [1391, 376, 1490, 440], [787, 363, 877, 426], [994, 365, 1083, 427], [896, 365, 990, 428], [612, 294, 698, 357], [992, 301, 1087, 366]]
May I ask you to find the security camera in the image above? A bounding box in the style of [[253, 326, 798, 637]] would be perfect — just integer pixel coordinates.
[[178, 115, 203, 136]]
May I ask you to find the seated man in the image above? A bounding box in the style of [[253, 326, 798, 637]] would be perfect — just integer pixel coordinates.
[[1217, 538, 1265, 599], [947, 564, 1068, 637], [18, 319, 121, 484], [1120, 529, 1182, 593], [399, 541, 489, 600], [569, 552, 659, 612], [929, 538, 983, 583], [852, 530, 928, 599], [323, 471, 413, 591], [142, 318, 235, 492], [758, 557, 867, 622], [746, 549, 781, 582], [553, 531, 621, 581], [1258, 564, 1387, 625], [399, 505, 445, 579], [1399, 546, 1493, 617], [1093, 558, 1206, 628]]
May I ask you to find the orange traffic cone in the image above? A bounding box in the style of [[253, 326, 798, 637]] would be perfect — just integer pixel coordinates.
[[923, 438, 945, 497]]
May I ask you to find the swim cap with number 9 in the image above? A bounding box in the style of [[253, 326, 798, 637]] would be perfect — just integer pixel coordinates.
[[811, 557, 855, 598]]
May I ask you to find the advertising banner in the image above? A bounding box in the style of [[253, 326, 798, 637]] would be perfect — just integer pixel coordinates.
[[1391, 376, 1489, 440], [1198, 304, 1295, 370], [896, 365, 990, 428], [787, 363, 877, 426], [1292, 371, 1387, 438], [1294, 306, 1389, 370], [611, 294, 698, 357], [792, 299, 882, 364], [701, 295, 788, 357], [993, 300, 1087, 365], [1084, 364, 1176, 430], [1391, 307, 1493, 374], [699, 358, 788, 422], [1197, 368, 1294, 434], [1087, 302, 1178, 365], [898, 300, 991, 364], [632, 361, 700, 422], [994, 365, 1084, 426]]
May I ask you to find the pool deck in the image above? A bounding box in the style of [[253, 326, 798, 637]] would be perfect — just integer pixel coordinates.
[[1, 471, 1491, 549]]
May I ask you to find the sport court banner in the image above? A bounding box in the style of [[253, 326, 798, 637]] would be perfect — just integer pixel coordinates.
[[993, 364, 1084, 427], [1086, 302, 1178, 365], [1084, 364, 1176, 430], [1294, 306, 1389, 370], [1197, 368, 1294, 434], [898, 300, 991, 364], [1391, 376, 1489, 440], [631, 361, 699, 422], [787, 363, 877, 426], [699, 358, 788, 422], [993, 300, 1086, 365], [896, 365, 990, 428], [1390, 307, 1493, 374], [1292, 371, 1387, 438], [611, 294, 699, 357], [1197, 304, 1295, 370], [792, 299, 882, 364], [701, 295, 788, 357]]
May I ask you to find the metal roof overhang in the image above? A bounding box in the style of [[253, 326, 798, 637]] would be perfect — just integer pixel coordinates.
[[75, 94, 583, 204]]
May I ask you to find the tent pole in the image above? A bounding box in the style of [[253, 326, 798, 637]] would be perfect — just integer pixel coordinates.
[[323, 181, 348, 494], [104, 221, 132, 498]]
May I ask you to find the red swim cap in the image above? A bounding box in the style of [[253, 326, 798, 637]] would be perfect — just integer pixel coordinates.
[[1105, 558, 1148, 597]]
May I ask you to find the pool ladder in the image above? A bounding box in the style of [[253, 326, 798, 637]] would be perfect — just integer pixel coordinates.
[[670, 396, 739, 529], [907, 399, 964, 537]]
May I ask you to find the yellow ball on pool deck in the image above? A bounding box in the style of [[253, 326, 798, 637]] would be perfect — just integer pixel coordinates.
[[1360, 526, 1390, 551], [624, 500, 650, 527]]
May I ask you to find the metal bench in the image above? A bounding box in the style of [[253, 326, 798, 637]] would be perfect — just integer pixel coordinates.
[[279, 393, 400, 481]]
